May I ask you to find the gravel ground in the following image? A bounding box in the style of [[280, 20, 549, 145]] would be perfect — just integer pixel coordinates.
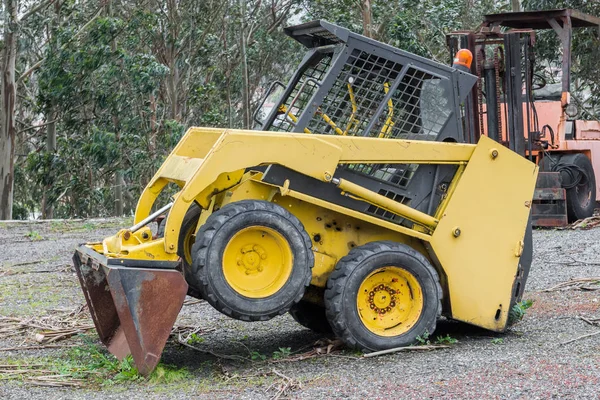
[[1, 219, 599, 399]]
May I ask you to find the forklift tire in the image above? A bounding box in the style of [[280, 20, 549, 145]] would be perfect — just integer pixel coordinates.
[[289, 301, 333, 334], [560, 153, 596, 222], [191, 200, 313, 321], [324, 241, 442, 351]]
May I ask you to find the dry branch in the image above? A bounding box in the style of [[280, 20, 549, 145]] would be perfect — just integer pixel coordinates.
[[0, 344, 77, 352], [542, 277, 600, 292], [268, 339, 347, 363], [579, 316, 600, 326], [0, 304, 93, 343], [559, 330, 600, 345], [269, 368, 302, 400], [183, 298, 203, 306], [176, 333, 248, 361], [363, 344, 450, 358], [569, 216, 600, 230]]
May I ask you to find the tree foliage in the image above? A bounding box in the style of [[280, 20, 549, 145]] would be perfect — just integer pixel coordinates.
[[3, 0, 600, 219], [12, 0, 305, 218]]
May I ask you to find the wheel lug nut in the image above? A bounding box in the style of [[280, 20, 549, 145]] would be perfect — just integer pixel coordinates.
[[390, 302, 395, 307], [378, 284, 384, 290], [370, 304, 375, 309]]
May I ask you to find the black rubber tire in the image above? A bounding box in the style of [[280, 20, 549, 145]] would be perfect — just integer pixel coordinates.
[[324, 241, 442, 351], [190, 200, 314, 321], [560, 153, 596, 222], [289, 301, 333, 334], [155, 203, 201, 272], [178, 203, 202, 290]]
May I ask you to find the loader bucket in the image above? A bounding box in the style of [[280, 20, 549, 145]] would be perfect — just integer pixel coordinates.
[[73, 245, 187, 376]]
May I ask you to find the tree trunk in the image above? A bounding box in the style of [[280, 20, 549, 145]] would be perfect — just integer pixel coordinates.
[[42, 106, 57, 219], [240, 0, 250, 128], [149, 93, 157, 154], [108, 0, 124, 216], [115, 171, 124, 216], [168, 67, 179, 120], [361, 0, 374, 39], [0, 0, 17, 220], [511, 0, 521, 12]]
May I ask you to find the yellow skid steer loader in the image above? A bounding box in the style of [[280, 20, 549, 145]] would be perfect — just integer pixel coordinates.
[[73, 20, 537, 375]]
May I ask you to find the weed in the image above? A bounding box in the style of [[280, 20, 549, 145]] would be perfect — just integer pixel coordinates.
[[491, 338, 504, 345], [434, 334, 458, 345], [272, 347, 292, 360], [187, 333, 205, 345], [25, 230, 43, 241], [508, 299, 534, 325], [350, 349, 364, 357], [149, 363, 190, 384], [251, 351, 267, 361], [415, 330, 431, 345]]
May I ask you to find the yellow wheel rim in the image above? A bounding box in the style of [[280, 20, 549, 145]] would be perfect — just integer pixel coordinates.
[[182, 225, 195, 265], [223, 226, 293, 298], [356, 266, 424, 337]]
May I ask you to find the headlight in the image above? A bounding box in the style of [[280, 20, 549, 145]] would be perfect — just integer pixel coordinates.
[[565, 103, 578, 118]]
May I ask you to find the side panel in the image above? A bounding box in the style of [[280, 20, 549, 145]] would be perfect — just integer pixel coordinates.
[[575, 120, 600, 140], [429, 136, 538, 330]]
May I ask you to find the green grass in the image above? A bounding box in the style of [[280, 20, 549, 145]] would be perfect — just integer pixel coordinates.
[[0, 280, 66, 316], [0, 337, 190, 387], [25, 230, 43, 241], [187, 333, 205, 345], [434, 334, 458, 345], [271, 347, 292, 360], [414, 330, 459, 346], [48, 218, 131, 233]]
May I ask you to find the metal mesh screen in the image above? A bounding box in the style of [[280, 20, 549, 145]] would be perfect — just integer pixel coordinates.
[[295, 50, 454, 189], [268, 53, 333, 133], [306, 49, 404, 136], [262, 39, 458, 215], [371, 68, 452, 140]]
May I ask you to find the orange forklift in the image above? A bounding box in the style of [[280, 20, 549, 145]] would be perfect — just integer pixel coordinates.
[[447, 8, 600, 226]]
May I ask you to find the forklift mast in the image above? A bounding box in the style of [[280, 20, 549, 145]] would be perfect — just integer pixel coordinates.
[[446, 25, 534, 156], [447, 9, 600, 227]]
